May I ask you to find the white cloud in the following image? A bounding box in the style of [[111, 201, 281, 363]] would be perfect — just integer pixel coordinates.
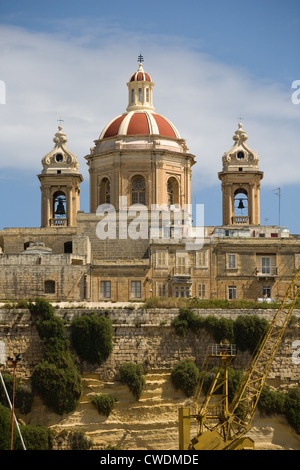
[[0, 23, 299, 192]]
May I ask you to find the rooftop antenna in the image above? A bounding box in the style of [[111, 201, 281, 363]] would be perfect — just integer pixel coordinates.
[[273, 187, 281, 228]]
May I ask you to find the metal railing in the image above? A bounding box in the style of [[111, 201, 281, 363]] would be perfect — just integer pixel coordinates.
[[173, 266, 192, 276], [209, 343, 237, 357], [255, 266, 277, 276]]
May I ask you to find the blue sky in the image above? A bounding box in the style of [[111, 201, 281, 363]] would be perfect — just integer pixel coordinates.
[[0, 0, 300, 232]]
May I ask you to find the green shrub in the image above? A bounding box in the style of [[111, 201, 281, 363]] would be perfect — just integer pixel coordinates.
[[284, 387, 300, 434], [30, 299, 82, 415], [32, 354, 82, 415], [171, 359, 200, 397], [118, 363, 145, 400], [258, 386, 286, 415], [172, 309, 269, 354], [71, 314, 113, 364], [204, 315, 234, 343], [91, 394, 116, 416], [171, 309, 235, 343], [0, 404, 52, 450], [0, 404, 12, 449], [28, 298, 55, 320], [0, 373, 33, 414], [68, 430, 93, 450], [35, 315, 65, 341], [15, 424, 52, 450], [234, 315, 269, 354], [171, 308, 204, 336]]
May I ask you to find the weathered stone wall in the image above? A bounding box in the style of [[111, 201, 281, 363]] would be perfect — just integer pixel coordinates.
[[0, 258, 88, 301], [0, 307, 299, 385]]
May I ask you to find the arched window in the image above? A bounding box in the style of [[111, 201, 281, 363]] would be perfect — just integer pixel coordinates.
[[53, 191, 66, 218], [167, 177, 179, 205], [24, 241, 34, 250], [234, 188, 248, 223], [131, 176, 146, 205], [99, 177, 111, 205]]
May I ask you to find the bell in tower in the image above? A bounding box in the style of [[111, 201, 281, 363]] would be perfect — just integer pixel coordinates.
[[38, 126, 83, 228], [237, 199, 245, 210], [54, 193, 66, 217], [218, 123, 263, 226]]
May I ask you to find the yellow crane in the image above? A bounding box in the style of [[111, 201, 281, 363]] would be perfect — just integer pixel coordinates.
[[179, 268, 300, 450]]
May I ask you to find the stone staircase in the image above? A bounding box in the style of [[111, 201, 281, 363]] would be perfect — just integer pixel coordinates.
[[53, 370, 194, 450], [23, 369, 300, 450]]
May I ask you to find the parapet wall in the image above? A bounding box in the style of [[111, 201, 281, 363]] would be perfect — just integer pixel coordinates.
[[0, 307, 299, 385]]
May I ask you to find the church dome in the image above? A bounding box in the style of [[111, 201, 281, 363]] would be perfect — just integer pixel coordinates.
[[93, 58, 188, 155], [100, 110, 180, 139], [130, 69, 152, 82]]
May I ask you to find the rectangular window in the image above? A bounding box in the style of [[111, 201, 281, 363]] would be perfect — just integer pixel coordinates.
[[156, 251, 168, 268], [196, 250, 208, 268], [45, 280, 55, 294], [146, 88, 149, 102], [131, 89, 134, 103], [261, 257, 271, 274], [175, 285, 190, 298], [262, 286, 271, 298], [101, 281, 111, 298], [131, 281, 141, 298], [157, 282, 168, 297], [198, 283, 206, 299], [227, 254, 237, 269], [138, 88, 142, 101], [228, 285, 237, 300], [176, 253, 188, 275]]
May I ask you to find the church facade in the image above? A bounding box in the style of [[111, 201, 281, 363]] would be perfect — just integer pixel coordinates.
[[0, 60, 299, 303]]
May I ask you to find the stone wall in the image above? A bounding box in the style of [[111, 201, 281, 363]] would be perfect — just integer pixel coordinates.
[[0, 307, 299, 385]]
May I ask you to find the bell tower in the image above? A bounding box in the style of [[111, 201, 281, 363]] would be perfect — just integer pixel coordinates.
[[38, 126, 83, 228], [218, 123, 263, 226]]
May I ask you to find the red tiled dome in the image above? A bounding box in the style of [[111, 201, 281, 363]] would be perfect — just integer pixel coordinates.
[[100, 111, 180, 140], [130, 70, 152, 82]]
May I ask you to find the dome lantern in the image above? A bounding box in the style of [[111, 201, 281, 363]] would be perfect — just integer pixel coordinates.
[[126, 56, 154, 112]]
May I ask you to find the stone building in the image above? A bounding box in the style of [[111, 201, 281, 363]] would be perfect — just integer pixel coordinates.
[[0, 59, 299, 303]]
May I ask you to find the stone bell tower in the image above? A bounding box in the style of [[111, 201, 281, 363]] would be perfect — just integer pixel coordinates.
[[38, 126, 83, 228], [218, 123, 263, 226]]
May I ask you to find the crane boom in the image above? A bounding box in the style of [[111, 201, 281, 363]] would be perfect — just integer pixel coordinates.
[[179, 267, 300, 450], [225, 267, 300, 447]]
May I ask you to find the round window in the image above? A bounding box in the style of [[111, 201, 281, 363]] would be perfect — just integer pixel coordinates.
[[56, 153, 63, 162], [237, 151, 244, 160]]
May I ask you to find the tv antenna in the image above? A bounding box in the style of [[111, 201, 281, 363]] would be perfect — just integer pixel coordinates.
[[273, 187, 281, 227]]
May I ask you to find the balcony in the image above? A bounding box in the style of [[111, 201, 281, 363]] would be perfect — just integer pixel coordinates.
[[173, 266, 191, 276], [172, 266, 192, 283], [255, 266, 277, 277], [50, 218, 68, 227], [232, 216, 250, 224]]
